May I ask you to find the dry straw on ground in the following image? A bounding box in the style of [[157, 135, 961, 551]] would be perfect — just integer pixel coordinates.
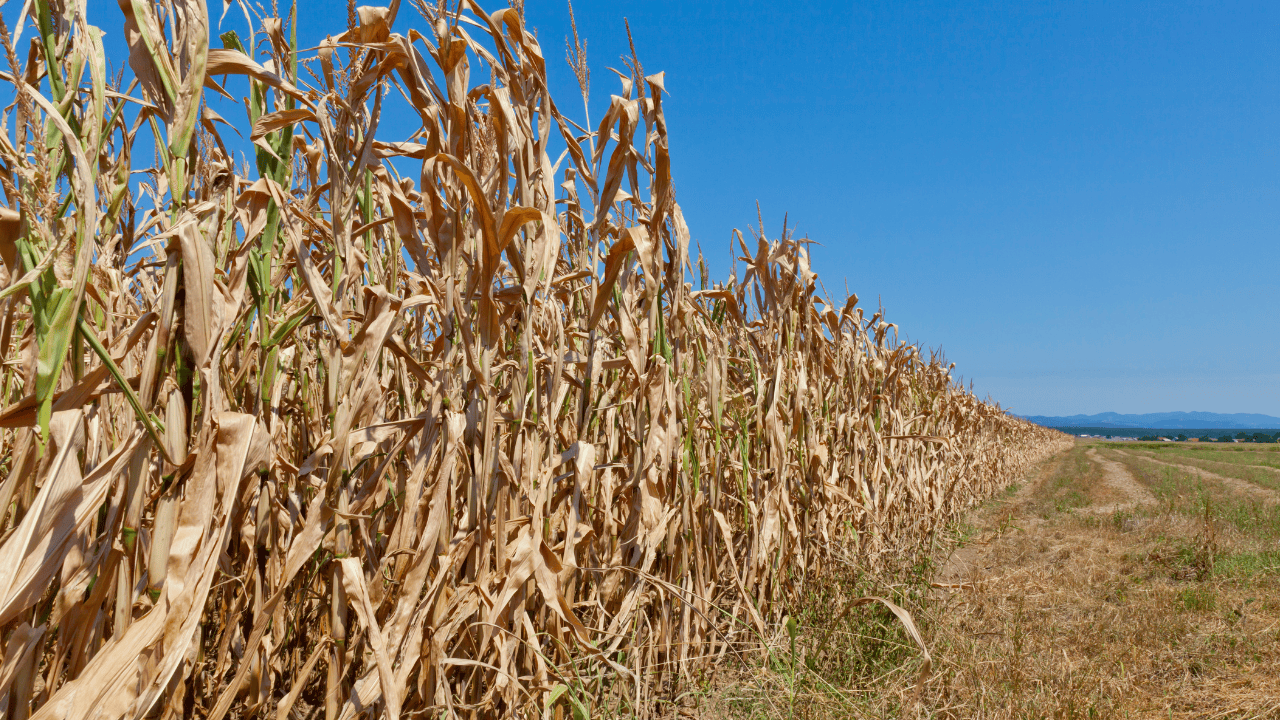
[[0, 1, 1068, 717]]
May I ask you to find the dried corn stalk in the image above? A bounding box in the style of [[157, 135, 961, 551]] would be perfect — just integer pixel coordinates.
[[0, 2, 1069, 718]]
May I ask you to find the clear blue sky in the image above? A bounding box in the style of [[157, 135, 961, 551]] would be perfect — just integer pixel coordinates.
[[97, 0, 1280, 416], [516, 0, 1280, 417]]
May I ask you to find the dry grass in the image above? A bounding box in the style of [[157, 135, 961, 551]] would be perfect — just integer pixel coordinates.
[[701, 443, 1280, 719], [0, 2, 1067, 718]]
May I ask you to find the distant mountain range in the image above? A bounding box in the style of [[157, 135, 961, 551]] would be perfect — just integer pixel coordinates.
[[1023, 411, 1280, 430]]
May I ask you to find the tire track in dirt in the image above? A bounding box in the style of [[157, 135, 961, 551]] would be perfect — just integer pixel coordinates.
[[1111, 449, 1280, 504], [938, 448, 1153, 585], [936, 457, 1056, 584], [927, 444, 1280, 716], [1085, 448, 1156, 514]]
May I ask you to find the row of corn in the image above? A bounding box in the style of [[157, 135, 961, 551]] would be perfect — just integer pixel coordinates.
[[0, 1, 1069, 718]]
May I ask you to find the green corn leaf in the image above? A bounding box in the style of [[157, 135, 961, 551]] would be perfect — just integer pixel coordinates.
[[78, 314, 172, 462]]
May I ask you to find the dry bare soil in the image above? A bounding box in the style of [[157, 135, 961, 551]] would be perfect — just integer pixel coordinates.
[[696, 441, 1280, 719]]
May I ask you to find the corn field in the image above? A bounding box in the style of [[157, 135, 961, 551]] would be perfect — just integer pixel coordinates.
[[0, 1, 1069, 718]]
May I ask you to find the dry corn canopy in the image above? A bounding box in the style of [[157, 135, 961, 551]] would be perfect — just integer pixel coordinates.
[[0, 1, 1068, 718]]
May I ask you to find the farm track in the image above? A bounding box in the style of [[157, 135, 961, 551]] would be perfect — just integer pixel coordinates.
[[1085, 448, 1157, 513], [935, 447, 1153, 589], [935, 474, 1043, 586], [918, 442, 1280, 718], [1112, 449, 1280, 504]]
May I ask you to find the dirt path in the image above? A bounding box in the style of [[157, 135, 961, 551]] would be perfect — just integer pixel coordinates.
[[936, 448, 1154, 585], [1113, 449, 1280, 504], [935, 455, 1059, 586], [923, 442, 1280, 717], [1085, 447, 1157, 513]]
